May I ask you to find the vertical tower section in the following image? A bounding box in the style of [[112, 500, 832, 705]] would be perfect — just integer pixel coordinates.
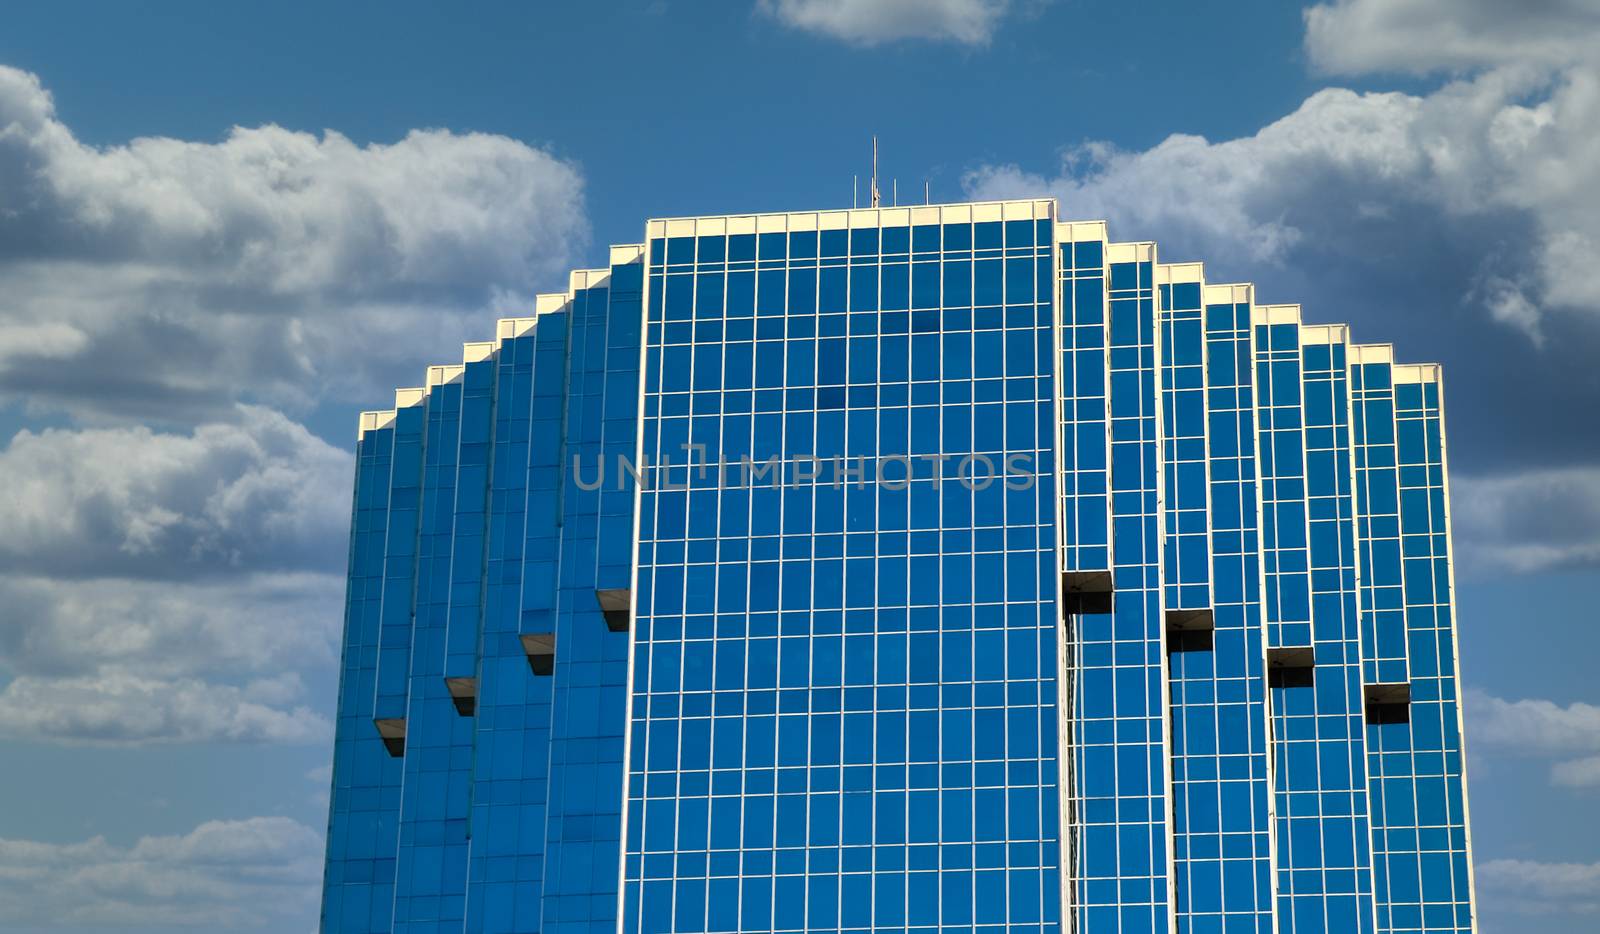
[[1068, 238, 1174, 934], [1300, 323, 1378, 931], [624, 201, 1064, 934], [1200, 282, 1277, 930], [1156, 264, 1213, 622], [442, 342, 497, 712], [323, 410, 405, 934], [392, 363, 475, 933], [373, 390, 428, 756], [1392, 365, 1475, 933], [1354, 357, 1477, 934], [1053, 219, 1113, 931], [464, 303, 563, 934], [598, 247, 649, 611], [1255, 307, 1375, 933], [1349, 346, 1410, 692], [541, 254, 644, 934], [1160, 265, 1275, 932], [1350, 342, 1407, 934], [1056, 221, 1114, 596], [1159, 261, 1213, 931]]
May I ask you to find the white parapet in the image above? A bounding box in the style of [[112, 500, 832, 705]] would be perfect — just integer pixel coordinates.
[[1252, 303, 1302, 326], [1156, 262, 1204, 285], [1107, 241, 1155, 264], [571, 268, 611, 293], [1349, 343, 1395, 366], [647, 199, 1056, 243], [535, 292, 567, 316], [1300, 323, 1350, 346], [1393, 362, 1440, 383], [610, 243, 645, 265], [496, 317, 537, 342], [1056, 220, 1108, 244], [1203, 282, 1253, 306], [426, 364, 465, 388], [357, 409, 397, 439]]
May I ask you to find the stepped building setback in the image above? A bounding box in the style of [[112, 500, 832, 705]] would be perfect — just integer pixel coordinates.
[[321, 199, 1476, 934]]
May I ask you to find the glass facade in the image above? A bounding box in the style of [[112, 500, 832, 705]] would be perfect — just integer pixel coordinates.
[[321, 200, 1478, 934]]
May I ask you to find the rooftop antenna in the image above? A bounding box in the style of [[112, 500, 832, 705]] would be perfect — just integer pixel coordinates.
[[852, 174, 858, 209], [871, 136, 881, 208], [892, 178, 898, 207], [924, 180, 931, 205]]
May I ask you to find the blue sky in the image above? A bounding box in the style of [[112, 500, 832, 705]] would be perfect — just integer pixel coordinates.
[[0, 1, 1596, 930]]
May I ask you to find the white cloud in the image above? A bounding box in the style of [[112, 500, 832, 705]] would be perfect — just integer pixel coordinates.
[[0, 571, 342, 681], [0, 389, 351, 747], [0, 405, 351, 580], [1451, 468, 1600, 573], [1469, 691, 1600, 754], [0, 817, 321, 928], [0, 65, 584, 294], [0, 322, 87, 364], [1476, 858, 1600, 916], [1305, 0, 1600, 76], [1466, 690, 1600, 788], [0, 672, 331, 746], [966, 65, 1600, 343], [1552, 755, 1600, 788], [0, 420, 348, 744], [761, 0, 1016, 46], [1477, 276, 1546, 346], [0, 570, 342, 745], [305, 763, 334, 810], [0, 64, 587, 422]]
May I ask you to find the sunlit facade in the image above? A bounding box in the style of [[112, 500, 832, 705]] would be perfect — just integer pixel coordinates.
[[321, 200, 1477, 934]]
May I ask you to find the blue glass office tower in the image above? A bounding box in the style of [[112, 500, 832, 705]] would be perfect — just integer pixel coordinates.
[[321, 201, 1477, 933]]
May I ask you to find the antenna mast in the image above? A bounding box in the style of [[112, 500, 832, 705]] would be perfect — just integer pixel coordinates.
[[871, 136, 881, 208]]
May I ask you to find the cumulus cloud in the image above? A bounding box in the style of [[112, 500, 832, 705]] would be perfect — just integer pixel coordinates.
[[0, 672, 331, 746], [0, 563, 343, 745], [1476, 858, 1600, 916], [966, 66, 1600, 342], [0, 405, 351, 580], [0, 65, 488, 749], [305, 763, 334, 810], [1305, 0, 1600, 76], [0, 64, 587, 422], [1466, 690, 1600, 788], [760, 0, 1017, 46], [1552, 756, 1600, 788], [0, 571, 341, 680], [0, 817, 321, 928], [1451, 468, 1600, 573], [0, 65, 583, 293], [0, 407, 348, 744]]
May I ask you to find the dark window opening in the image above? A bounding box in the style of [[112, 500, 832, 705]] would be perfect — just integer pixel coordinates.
[[1062, 570, 1113, 616], [1267, 646, 1315, 688], [596, 588, 631, 632], [521, 632, 556, 676], [445, 677, 477, 717], [1166, 608, 1215, 654], [1364, 682, 1411, 725], [1168, 629, 1214, 653], [374, 718, 406, 758]]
